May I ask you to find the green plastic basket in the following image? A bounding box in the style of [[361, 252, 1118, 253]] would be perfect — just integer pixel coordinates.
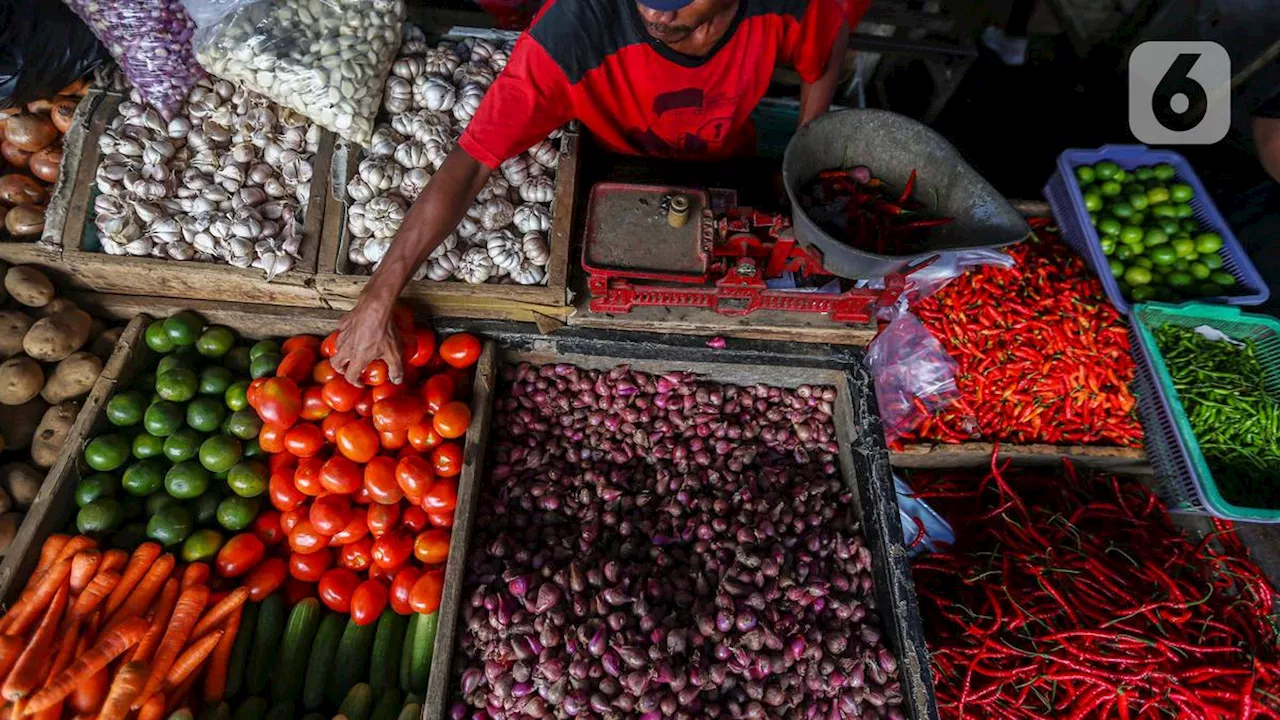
[[1130, 301, 1280, 522]]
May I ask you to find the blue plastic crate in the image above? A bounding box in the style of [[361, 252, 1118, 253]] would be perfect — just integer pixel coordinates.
[[1043, 144, 1269, 314]]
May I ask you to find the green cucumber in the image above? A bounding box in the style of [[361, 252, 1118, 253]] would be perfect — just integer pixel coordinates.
[[405, 612, 438, 694], [396, 704, 422, 720], [274, 597, 322, 703], [369, 687, 402, 720], [398, 613, 418, 692], [225, 601, 259, 699], [231, 696, 270, 720], [338, 682, 374, 720], [247, 593, 286, 695], [330, 618, 377, 704], [302, 612, 345, 711], [404, 694, 423, 706], [369, 609, 409, 697], [263, 703, 293, 720]]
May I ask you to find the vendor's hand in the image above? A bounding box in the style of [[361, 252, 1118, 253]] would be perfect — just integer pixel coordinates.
[[332, 294, 405, 387]]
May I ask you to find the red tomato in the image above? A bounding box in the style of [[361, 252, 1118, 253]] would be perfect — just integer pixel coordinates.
[[427, 511, 455, 529], [215, 533, 265, 578], [280, 507, 306, 534], [360, 360, 390, 387], [283, 334, 322, 355], [354, 390, 374, 417], [293, 457, 326, 497], [422, 478, 458, 513], [368, 562, 396, 583], [389, 567, 422, 615], [371, 382, 405, 403], [380, 429, 408, 450], [321, 331, 339, 358], [285, 577, 315, 606], [396, 445, 419, 461], [290, 547, 333, 582], [252, 510, 285, 546], [413, 529, 451, 565], [366, 501, 401, 537], [319, 455, 363, 495], [289, 520, 329, 554], [328, 507, 370, 545], [420, 374, 455, 414], [322, 410, 357, 442], [259, 424, 287, 454], [407, 422, 443, 452], [351, 580, 389, 626], [246, 377, 268, 409], [372, 529, 414, 570], [439, 333, 482, 369], [401, 506, 429, 533], [243, 558, 288, 601], [276, 348, 317, 384], [268, 452, 298, 474], [395, 455, 434, 504], [432, 443, 464, 478], [364, 456, 403, 505], [270, 470, 307, 511], [338, 536, 374, 572], [301, 386, 331, 421], [310, 493, 354, 536], [336, 419, 379, 463], [354, 482, 372, 505], [322, 376, 363, 412], [313, 358, 338, 385], [407, 327, 437, 367], [284, 422, 326, 458], [257, 377, 302, 428], [432, 401, 471, 440], [372, 395, 425, 433], [317, 568, 360, 613], [409, 569, 445, 614]]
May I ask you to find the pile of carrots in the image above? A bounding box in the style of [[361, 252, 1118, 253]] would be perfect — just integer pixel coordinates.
[[0, 534, 245, 719]]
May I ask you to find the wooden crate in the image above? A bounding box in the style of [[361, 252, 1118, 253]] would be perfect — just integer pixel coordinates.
[[891, 441, 1147, 472], [314, 131, 579, 320], [29, 91, 336, 307]]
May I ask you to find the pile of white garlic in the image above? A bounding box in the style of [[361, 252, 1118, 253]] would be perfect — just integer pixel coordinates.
[[345, 27, 561, 286], [194, 0, 404, 146], [92, 77, 319, 279]]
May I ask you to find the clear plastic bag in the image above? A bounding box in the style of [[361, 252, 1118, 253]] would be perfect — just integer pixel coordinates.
[[186, 0, 405, 146], [865, 313, 968, 445], [61, 0, 203, 121]]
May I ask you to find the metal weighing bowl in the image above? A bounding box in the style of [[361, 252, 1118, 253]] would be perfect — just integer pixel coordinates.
[[782, 108, 1031, 278]]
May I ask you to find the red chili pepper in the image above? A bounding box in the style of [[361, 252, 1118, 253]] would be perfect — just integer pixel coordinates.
[[898, 168, 917, 205]]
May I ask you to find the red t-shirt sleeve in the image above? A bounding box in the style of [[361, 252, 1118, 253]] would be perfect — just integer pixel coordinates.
[[458, 37, 574, 169], [783, 0, 848, 84]]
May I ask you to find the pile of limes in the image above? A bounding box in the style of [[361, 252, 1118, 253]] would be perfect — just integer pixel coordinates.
[[74, 311, 279, 561], [1076, 160, 1235, 303]]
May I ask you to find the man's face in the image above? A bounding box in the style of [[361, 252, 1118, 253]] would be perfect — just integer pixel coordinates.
[[635, 0, 730, 43]]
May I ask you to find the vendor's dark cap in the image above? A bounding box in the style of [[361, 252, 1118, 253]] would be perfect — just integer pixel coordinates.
[[637, 0, 696, 11]]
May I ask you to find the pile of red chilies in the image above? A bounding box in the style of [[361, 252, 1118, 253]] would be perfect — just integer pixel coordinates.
[[902, 218, 1143, 448], [910, 456, 1280, 719]]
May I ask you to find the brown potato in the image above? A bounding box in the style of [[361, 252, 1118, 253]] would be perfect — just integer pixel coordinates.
[[41, 351, 100, 404], [0, 356, 43, 405], [0, 397, 47, 450], [0, 462, 42, 509], [4, 266, 54, 308], [23, 308, 91, 362], [30, 401, 78, 469], [0, 311, 34, 359]]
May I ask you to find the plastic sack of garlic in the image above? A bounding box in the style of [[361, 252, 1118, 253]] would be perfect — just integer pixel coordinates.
[[185, 0, 404, 146], [344, 27, 562, 286], [91, 77, 320, 280]]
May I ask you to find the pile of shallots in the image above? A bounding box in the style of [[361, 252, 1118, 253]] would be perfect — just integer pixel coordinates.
[[91, 76, 320, 279], [345, 26, 559, 286], [452, 363, 905, 720]]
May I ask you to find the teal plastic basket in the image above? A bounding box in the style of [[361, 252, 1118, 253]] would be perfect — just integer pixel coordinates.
[[1130, 302, 1280, 522]]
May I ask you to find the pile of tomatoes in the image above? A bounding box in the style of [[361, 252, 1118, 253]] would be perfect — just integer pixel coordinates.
[[227, 307, 481, 625]]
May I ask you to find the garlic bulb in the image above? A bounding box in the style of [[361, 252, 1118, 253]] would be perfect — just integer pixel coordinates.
[[522, 231, 551, 266], [365, 196, 407, 239], [452, 64, 495, 89], [528, 140, 560, 169], [452, 83, 485, 123], [347, 177, 377, 203], [500, 155, 534, 186], [414, 76, 456, 112], [429, 233, 458, 260], [510, 261, 546, 285], [477, 176, 511, 203], [369, 126, 403, 158], [456, 246, 495, 284], [426, 247, 463, 280], [513, 203, 552, 234], [519, 175, 556, 204], [399, 168, 430, 201], [480, 198, 515, 232], [485, 229, 523, 272], [384, 76, 414, 115], [393, 140, 431, 169], [423, 48, 461, 77], [391, 56, 427, 82], [359, 157, 404, 192]]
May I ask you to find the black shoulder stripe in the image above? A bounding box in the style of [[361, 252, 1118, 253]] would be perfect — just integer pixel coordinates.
[[529, 0, 649, 85]]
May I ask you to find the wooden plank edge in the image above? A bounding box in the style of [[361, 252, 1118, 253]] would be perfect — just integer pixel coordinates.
[[543, 131, 579, 301], [38, 91, 104, 252]]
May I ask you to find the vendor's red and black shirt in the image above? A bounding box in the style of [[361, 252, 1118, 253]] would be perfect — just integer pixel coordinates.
[[459, 0, 860, 167]]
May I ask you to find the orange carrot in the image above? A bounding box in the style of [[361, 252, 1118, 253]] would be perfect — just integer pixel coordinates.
[[68, 550, 102, 593], [44, 620, 80, 682], [23, 616, 148, 714], [133, 585, 208, 709], [2, 584, 68, 700], [191, 588, 248, 640], [95, 661, 147, 720], [104, 554, 174, 629], [136, 690, 166, 720], [166, 673, 198, 717], [130, 578, 179, 665], [202, 604, 240, 704], [70, 570, 119, 621], [69, 666, 109, 716], [101, 543, 161, 620], [0, 635, 23, 684], [51, 536, 97, 566], [32, 536, 69, 576], [98, 549, 128, 575], [180, 563, 209, 589], [162, 630, 222, 689], [4, 556, 72, 637]]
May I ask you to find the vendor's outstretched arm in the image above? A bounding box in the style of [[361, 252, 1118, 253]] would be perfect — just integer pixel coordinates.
[[331, 147, 491, 386], [798, 23, 849, 128]]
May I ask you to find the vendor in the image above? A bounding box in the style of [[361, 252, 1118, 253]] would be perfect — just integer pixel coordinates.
[[332, 0, 853, 383]]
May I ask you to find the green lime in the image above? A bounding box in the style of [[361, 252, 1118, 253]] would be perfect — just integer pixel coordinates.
[[1135, 166, 1155, 181], [1083, 192, 1102, 212], [249, 354, 281, 379], [76, 472, 120, 508], [199, 435, 243, 474], [163, 311, 204, 348], [1124, 266, 1153, 285], [196, 326, 236, 358], [1150, 246, 1177, 266], [1130, 212, 1146, 226], [227, 460, 269, 498], [144, 401, 185, 437], [1090, 212, 1098, 226], [165, 461, 211, 500], [156, 355, 192, 377], [147, 505, 194, 547], [1190, 262, 1212, 280], [85, 434, 131, 472], [121, 458, 168, 496], [249, 340, 280, 360], [1109, 259, 1125, 278], [77, 499, 122, 535], [242, 438, 263, 458], [1143, 229, 1169, 246], [156, 368, 198, 403], [224, 347, 252, 375], [1151, 204, 1177, 219], [1172, 258, 1190, 272], [1181, 219, 1200, 233], [163, 428, 205, 463], [199, 366, 236, 397], [181, 529, 225, 562], [1133, 257, 1154, 270], [1127, 193, 1148, 211], [1195, 232, 1223, 255], [1199, 283, 1225, 296], [111, 522, 149, 550], [1113, 169, 1129, 182], [1167, 271, 1193, 288], [224, 409, 263, 441], [1095, 161, 1119, 180], [145, 320, 175, 353], [1119, 226, 1144, 245], [1097, 217, 1122, 238], [1099, 237, 1116, 255], [146, 491, 181, 516], [1210, 271, 1237, 287], [107, 391, 147, 427], [1100, 180, 1123, 197], [1203, 253, 1224, 271], [1111, 202, 1134, 219], [216, 496, 259, 531], [186, 397, 227, 433], [1173, 203, 1193, 219], [1153, 163, 1176, 181], [224, 381, 250, 412], [1132, 285, 1158, 302], [1146, 186, 1170, 205], [1172, 237, 1196, 258], [1166, 183, 1192, 204], [192, 491, 222, 525], [1114, 244, 1135, 262], [1075, 165, 1096, 184]]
